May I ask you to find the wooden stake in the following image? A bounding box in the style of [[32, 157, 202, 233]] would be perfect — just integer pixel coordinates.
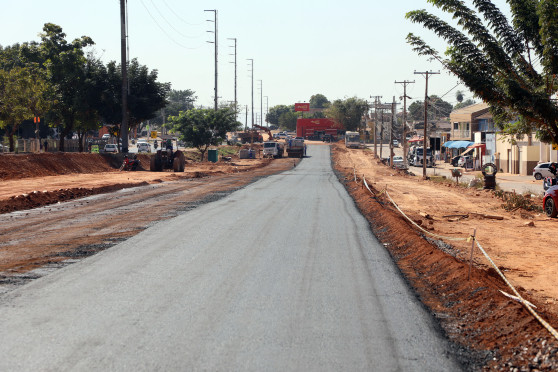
[[468, 229, 476, 281]]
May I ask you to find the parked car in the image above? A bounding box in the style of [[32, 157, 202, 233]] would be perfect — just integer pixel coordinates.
[[543, 185, 558, 217], [393, 155, 406, 169], [104, 144, 118, 153], [393, 139, 399, 147], [101, 134, 110, 140], [137, 142, 151, 153], [533, 162, 554, 180]]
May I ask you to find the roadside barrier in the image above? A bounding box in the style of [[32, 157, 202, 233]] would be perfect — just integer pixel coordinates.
[[356, 171, 558, 341]]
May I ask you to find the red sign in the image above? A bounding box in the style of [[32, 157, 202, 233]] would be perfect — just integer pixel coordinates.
[[294, 103, 310, 112]]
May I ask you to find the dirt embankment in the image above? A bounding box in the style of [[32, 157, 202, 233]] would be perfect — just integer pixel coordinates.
[[0, 151, 273, 214], [331, 143, 558, 370]]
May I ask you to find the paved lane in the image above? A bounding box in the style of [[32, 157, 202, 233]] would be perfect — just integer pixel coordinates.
[[0, 145, 461, 371]]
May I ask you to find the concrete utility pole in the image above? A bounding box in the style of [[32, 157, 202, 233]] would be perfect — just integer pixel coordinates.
[[389, 97, 400, 168], [245, 105, 248, 131], [247, 59, 254, 128], [120, 0, 129, 154], [227, 38, 237, 118], [414, 70, 439, 178], [395, 80, 414, 165], [264, 96, 269, 127], [205, 9, 218, 110], [258, 80, 263, 126], [370, 95, 382, 157]]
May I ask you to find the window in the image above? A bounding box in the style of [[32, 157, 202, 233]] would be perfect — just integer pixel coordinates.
[[453, 122, 459, 130]]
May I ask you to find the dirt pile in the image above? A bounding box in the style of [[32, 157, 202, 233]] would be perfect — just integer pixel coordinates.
[[332, 144, 558, 370], [0, 152, 153, 180]]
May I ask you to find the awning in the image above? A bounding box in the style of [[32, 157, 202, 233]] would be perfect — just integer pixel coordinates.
[[441, 141, 455, 147], [408, 136, 423, 143], [467, 143, 486, 149], [444, 140, 474, 149]]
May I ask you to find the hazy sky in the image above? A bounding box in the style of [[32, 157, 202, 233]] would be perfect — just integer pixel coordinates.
[[1, 1, 510, 125]]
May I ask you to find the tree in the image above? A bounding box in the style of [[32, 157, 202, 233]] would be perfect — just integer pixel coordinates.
[[0, 67, 49, 151], [278, 111, 298, 131], [406, 1, 558, 143], [453, 99, 476, 111], [408, 95, 453, 121], [455, 90, 464, 103], [309, 94, 330, 109], [38, 23, 94, 151], [266, 105, 292, 125], [324, 97, 369, 131], [154, 89, 197, 126], [169, 108, 240, 161], [96, 59, 170, 142]]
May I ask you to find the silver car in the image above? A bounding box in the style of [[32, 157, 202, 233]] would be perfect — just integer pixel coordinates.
[[533, 162, 554, 180]]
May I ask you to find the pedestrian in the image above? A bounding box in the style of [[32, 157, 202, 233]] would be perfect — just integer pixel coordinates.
[[44, 140, 48, 153]]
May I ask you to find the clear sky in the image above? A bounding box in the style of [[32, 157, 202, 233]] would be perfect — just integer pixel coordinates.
[[1, 0, 510, 126]]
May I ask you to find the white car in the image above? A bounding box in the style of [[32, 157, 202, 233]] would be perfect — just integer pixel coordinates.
[[533, 162, 555, 180], [104, 144, 118, 153], [101, 134, 110, 140], [137, 142, 151, 153]]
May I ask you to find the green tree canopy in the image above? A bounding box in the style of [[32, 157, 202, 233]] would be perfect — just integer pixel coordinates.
[[0, 66, 49, 151], [266, 105, 293, 125], [309, 94, 330, 109], [278, 111, 298, 131], [324, 97, 369, 131], [408, 95, 453, 121], [406, 0, 558, 143], [169, 108, 240, 161], [453, 99, 476, 111]]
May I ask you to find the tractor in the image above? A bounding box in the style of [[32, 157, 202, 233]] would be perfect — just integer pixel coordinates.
[[149, 140, 185, 172]]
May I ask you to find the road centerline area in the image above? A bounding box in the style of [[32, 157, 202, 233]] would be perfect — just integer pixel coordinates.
[[0, 145, 461, 371]]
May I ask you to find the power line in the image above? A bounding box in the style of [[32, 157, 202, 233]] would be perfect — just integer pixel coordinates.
[[139, 0, 202, 50], [161, 0, 202, 26], [149, 0, 202, 39]]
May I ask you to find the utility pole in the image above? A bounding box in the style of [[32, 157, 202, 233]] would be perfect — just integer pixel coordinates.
[[258, 80, 263, 126], [245, 105, 248, 131], [247, 59, 254, 128], [120, 0, 129, 154], [389, 97, 399, 167], [370, 95, 382, 157], [264, 96, 269, 127], [414, 70, 439, 178], [395, 80, 414, 166], [205, 9, 218, 110], [227, 38, 237, 119]]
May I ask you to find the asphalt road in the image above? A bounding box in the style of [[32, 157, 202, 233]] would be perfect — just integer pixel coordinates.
[[0, 145, 461, 371]]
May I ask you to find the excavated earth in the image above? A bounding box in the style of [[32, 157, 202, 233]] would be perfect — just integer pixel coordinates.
[[331, 143, 558, 371]]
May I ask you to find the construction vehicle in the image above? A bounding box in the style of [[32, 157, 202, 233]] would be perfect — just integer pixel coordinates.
[[286, 137, 305, 158], [235, 131, 263, 144], [254, 125, 273, 142], [263, 142, 284, 158], [150, 140, 185, 172]]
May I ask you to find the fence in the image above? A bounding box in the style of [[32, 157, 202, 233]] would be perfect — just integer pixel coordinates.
[[0, 139, 83, 153]]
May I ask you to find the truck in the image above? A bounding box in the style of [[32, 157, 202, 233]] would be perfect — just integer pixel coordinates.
[[345, 131, 361, 148], [263, 141, 284, 158], [286, 137, 305, 158]]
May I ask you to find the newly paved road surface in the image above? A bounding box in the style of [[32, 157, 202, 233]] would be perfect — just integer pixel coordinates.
[[0, 145, 461, 371]]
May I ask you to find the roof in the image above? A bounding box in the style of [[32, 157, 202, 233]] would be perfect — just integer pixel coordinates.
[[452, 102, 489, 115]]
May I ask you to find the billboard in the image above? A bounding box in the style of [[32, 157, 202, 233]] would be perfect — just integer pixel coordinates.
[[294, 103, 310, 112]]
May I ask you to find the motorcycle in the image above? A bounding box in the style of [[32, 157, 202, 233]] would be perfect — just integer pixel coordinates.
[[119, 156, 140, 171]]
